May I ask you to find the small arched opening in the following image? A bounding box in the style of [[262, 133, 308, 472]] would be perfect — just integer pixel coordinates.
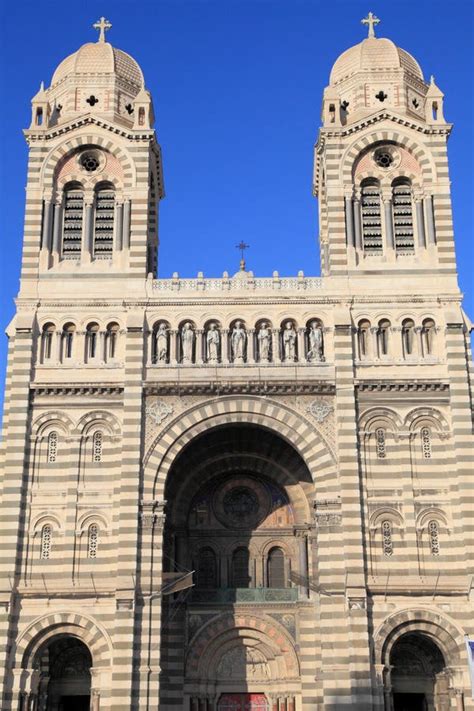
[[390, 632, 447, 711], [32, 635, 92, 711]]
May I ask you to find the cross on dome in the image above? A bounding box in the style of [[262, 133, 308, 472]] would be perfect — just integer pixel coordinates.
[[236, 241, 250, 271], [93, 16, 112, 43], [361, 11, 380, 38]]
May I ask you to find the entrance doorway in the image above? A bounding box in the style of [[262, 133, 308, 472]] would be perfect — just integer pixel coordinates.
[[393, 693, 427, 711], [58, 696, 90, 711], [218, 694, 269, 711]]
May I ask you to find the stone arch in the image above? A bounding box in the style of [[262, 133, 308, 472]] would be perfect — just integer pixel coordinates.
[[374, 608, 465, 668], [41, 134, 136, 194], [359, 407, 403, 433], [404, 407, 449, 433], [370, 507, 404, 530], [340, 129, 438, 186], [31, 411, 74, 437], [17, 612, 112, 670], [143, 396, 337, 500], [74, 410, 121, 436], [185, 613, 300, 681]]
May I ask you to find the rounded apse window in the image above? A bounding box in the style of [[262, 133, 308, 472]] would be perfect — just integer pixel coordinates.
[[79, 152, 100, 173], [374, 150, 393, 168]]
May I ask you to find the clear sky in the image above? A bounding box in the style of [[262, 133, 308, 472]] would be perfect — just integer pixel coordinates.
[[0, 0, 473, 410]]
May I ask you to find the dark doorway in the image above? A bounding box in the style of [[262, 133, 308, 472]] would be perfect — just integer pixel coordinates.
[[393, 693, 427, 711], [58, 696, 91, 711]]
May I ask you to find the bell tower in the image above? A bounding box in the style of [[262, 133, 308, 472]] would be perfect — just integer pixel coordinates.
[[21, 17, 163, 299], [314, 13, 456, 285]]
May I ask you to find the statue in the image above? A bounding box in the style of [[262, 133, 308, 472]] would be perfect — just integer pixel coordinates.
[[206, 323, 220, 363], [257, 322, 271, 362], [283, 321, 297, 361], [231, 321, 246, 362], [155, 322, 168, 363], [307, 321, 324, 362], [181, 322, 194, 363]]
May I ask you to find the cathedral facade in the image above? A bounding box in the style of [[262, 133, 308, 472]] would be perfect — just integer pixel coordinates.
[[0, 13, 473, 711]]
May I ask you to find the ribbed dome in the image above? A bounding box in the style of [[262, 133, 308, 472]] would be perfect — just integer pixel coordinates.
[[330, 37, 423, 85], [51, 41, 144, 88]]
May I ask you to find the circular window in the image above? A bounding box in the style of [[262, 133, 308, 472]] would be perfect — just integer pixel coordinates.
[[79, 152, 101, 173], [374, 150, 393, 168], [223, 487, 259, 521], [213, 476, 271, 529]]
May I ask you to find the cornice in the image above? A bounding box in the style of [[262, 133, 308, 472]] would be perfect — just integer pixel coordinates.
[[316, 110, 452, 143], [31, 385, 124, 397], [356, 381, 449, 393], [145, 381, 336, 396], [24, 115, 157, 144]]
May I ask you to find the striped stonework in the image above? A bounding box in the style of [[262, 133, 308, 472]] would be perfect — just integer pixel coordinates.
[[1, 18, 473, 711]]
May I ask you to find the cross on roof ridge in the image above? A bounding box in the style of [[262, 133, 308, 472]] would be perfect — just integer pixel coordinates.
[[361, 11, 380, 38], [93, 16, 112, 43]]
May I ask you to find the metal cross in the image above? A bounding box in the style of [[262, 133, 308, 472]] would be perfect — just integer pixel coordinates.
[[236, 241, 250, 261], [93, 17, 112, 43], [361, 12, 380, 38]]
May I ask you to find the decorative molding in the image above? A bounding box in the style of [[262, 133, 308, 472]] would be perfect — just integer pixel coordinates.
[[307, 399, 333, 423], [31, 385, 124, 397], [357, 381, 448, 393], [145, 382, 335, 396], [152, 275, 324, 292], [145, 400, 173, 425]]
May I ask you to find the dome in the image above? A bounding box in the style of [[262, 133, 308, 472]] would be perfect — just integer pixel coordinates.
[[330, 37, 423, 85], [51, 41, 144, 88]]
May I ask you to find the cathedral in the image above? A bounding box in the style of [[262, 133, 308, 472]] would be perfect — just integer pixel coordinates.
[[1, 12, 473, 711]]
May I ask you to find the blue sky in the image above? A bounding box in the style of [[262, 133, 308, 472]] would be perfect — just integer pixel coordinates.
[[0, 0, 473, 407]]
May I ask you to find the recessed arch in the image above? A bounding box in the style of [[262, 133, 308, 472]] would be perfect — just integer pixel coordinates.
[[143, 396, 337, 500]]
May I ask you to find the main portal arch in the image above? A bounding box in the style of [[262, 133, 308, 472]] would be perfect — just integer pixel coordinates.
[[147, 406, 331, 710]]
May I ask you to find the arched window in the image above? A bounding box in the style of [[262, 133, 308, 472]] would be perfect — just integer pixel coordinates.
[[62, 184, 84, 259], [232, 547, 250, 588], [87, 523, 99, 559], [93, 184, 115, 258], [357, 319, 371, 359], [377, 320, 390, 356], [62, 323, 75, 360], [392, 179, 415, 253], [92, 431, 103, 462], [86, 323, 100, 360], [421, 318, 436, 356], [40, 524, 52, 559], [267, 547, 286, 588], [428, 520, 440, 556], [381, 520, 393, 556], [41, 323, 55, 361], [106, 322, 119, 360], [402, 319, 415, 357], [197, 547, 217, 589], [375, 428, 387, 459], [421, 427, 432, 459], [47, 431, 58, 463], [361, 180, 383, 254]]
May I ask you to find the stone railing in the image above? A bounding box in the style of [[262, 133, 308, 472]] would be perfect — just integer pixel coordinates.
[[190, 587, 298, 603], [152, 273, 324, 292]]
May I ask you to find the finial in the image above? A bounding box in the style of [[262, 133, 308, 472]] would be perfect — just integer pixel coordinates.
[[93, 17, 112, 43], [361, 11, 380, 38], [236, 241, 250, 271], [40, 81, 45, 91], [430, 74, 435, 85]]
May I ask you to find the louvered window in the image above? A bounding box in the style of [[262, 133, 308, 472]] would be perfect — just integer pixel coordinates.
[[93, 188, 115, 258], [197, 548, 217, 588], [267, 547, 286, 588], [232, 547, 250, 588], [361, 182, 383, 254], [62, 188, 84, 258], [392, 180, 415, 253]]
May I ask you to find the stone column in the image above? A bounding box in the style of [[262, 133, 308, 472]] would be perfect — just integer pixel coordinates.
[[114, 201, 124, 252], [297, 328, 306, 363], [83, 200, 94, 262], [295, 528, 309, 597], [424, 195, 436, 245], [247, 328, 255, 364], [41, 200, 53, 251], [383, 196, 394, 251], [353, 194, 362, 251], [122, 200, 131, 249], [51, 202, 63, 255], [169, 330, 178, 365], [345, 196, 355, 248], [221, 329, 229, 364], [195, 329, 204, 365], [272, 328, 281, 363], [415, 199, 426, 248]]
